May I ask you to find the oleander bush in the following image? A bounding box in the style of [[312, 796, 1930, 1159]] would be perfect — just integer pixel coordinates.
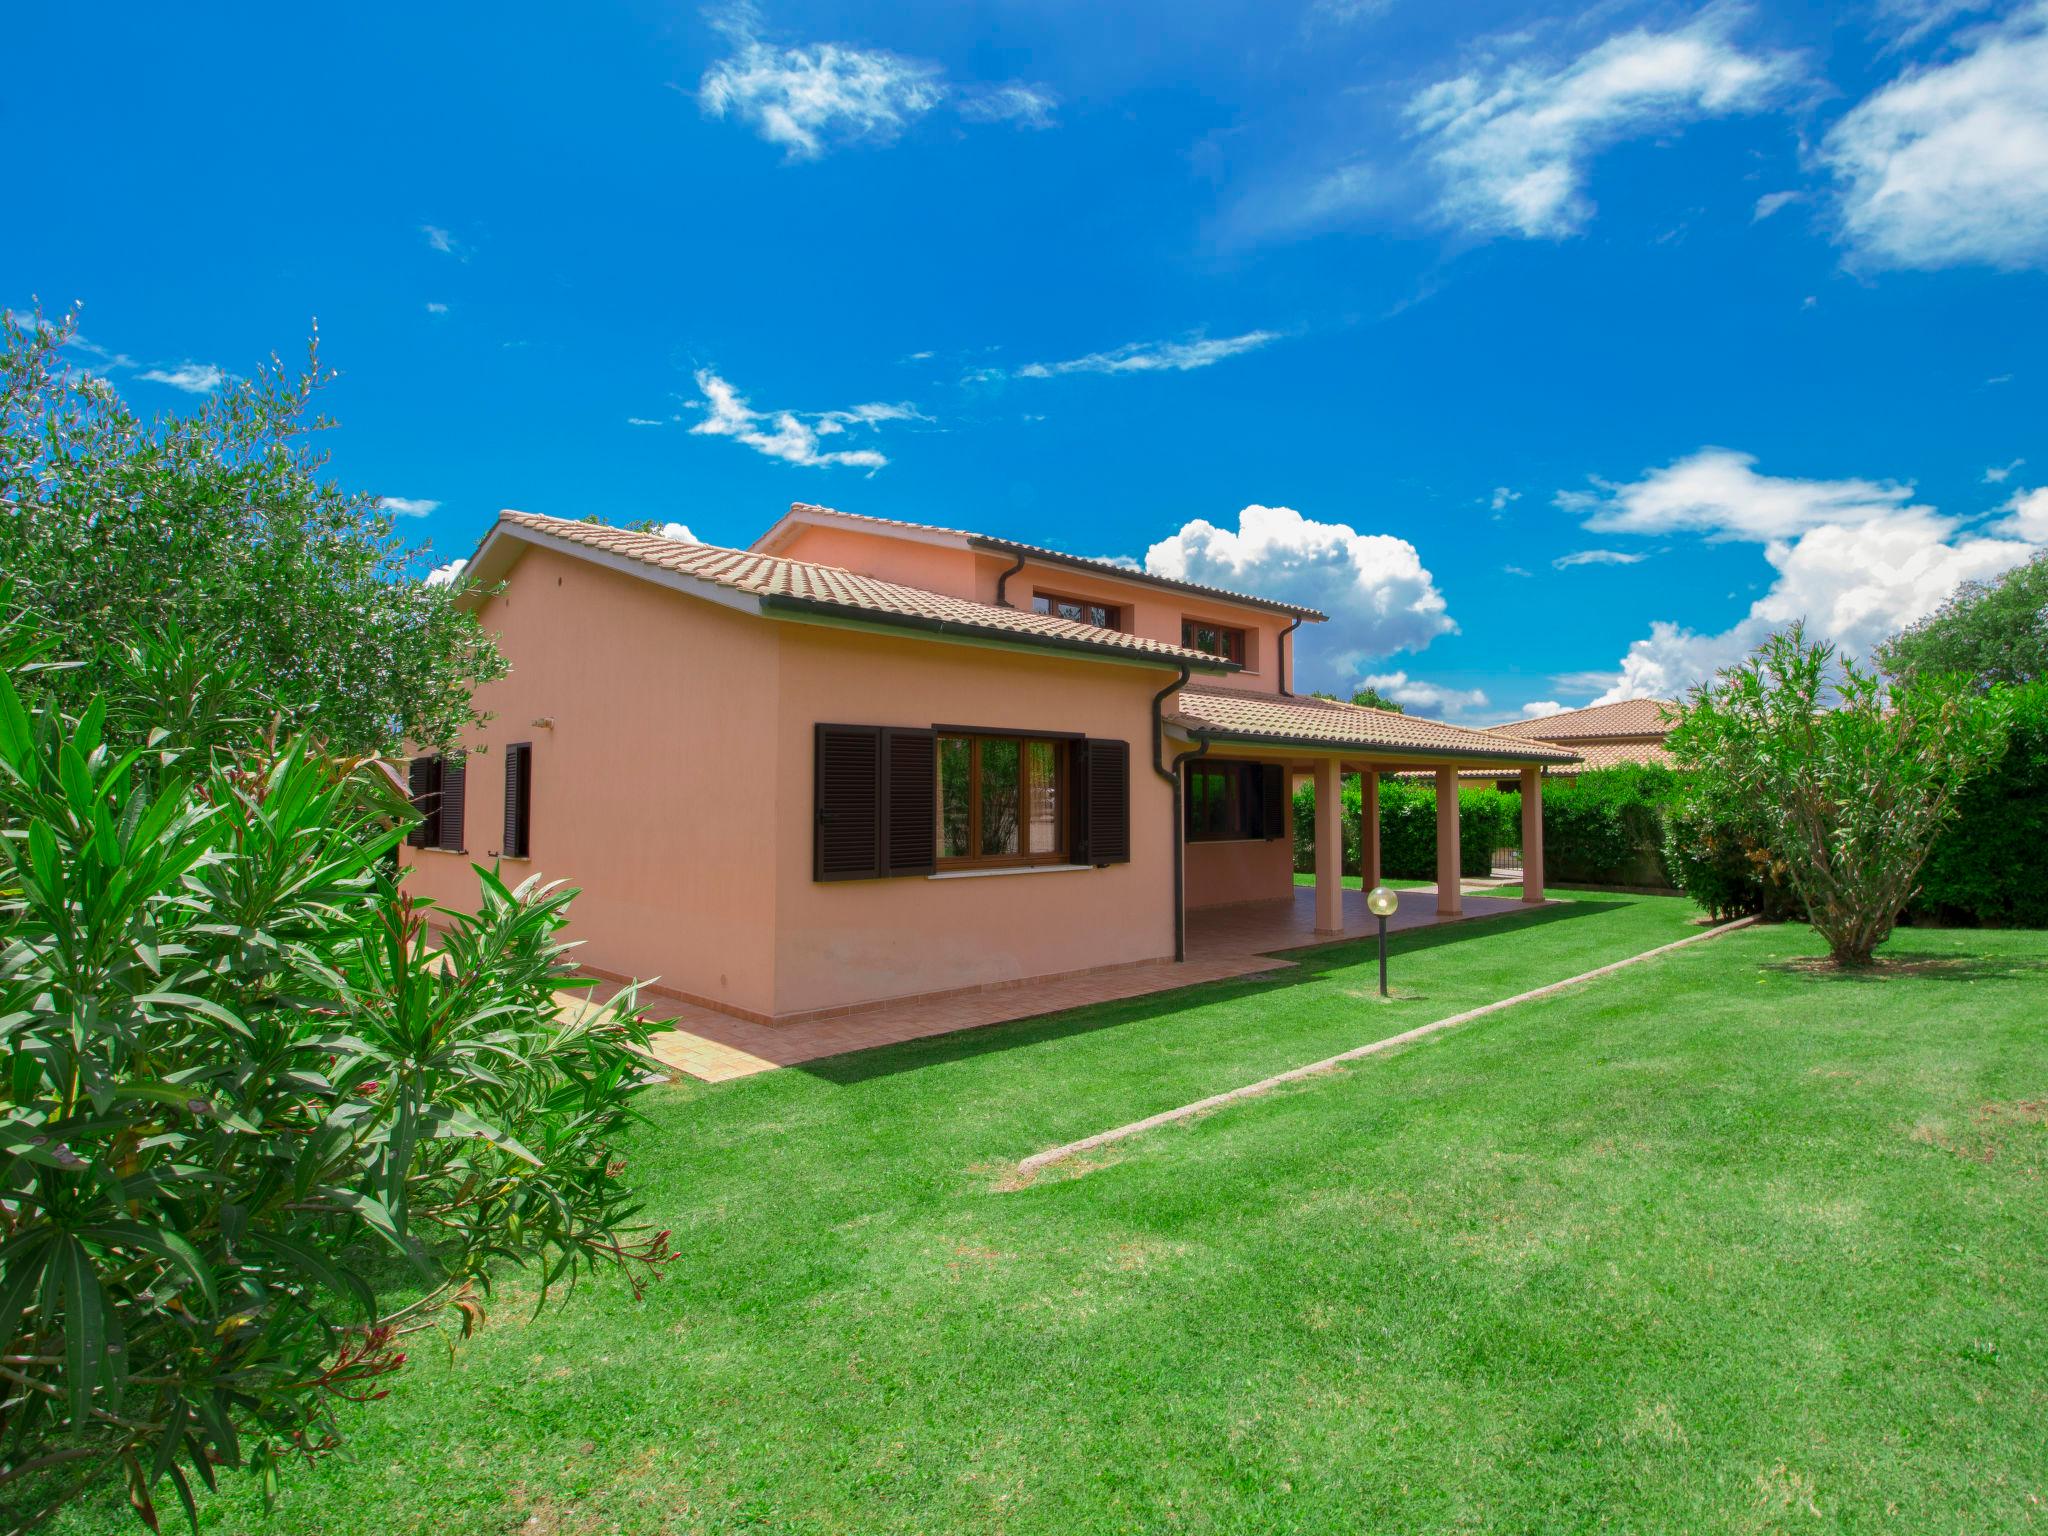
[[0, 605, 670, 1532]]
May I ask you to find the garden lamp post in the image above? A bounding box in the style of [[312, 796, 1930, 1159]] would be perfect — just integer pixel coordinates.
[[1366, 884, 1399, 997]]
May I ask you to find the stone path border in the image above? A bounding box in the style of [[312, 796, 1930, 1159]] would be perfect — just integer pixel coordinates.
[[1013, 915, 1758, 1177]]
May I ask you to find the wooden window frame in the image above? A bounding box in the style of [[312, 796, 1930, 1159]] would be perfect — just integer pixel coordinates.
[[936, 733, 1071, 871], [1181, 618, 1248, 665], [1031, 589, 1123, 632]]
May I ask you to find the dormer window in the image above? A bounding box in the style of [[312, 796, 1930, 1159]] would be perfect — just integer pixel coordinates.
[[1181, 619, 1247, 665], [1033, 590, 1122, 630]]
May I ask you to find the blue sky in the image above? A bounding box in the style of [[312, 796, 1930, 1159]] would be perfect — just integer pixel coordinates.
[[11, 0, 2046, 717]]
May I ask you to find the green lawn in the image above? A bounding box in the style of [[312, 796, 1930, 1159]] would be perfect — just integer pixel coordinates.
[[62, 895, 2048, 1534]]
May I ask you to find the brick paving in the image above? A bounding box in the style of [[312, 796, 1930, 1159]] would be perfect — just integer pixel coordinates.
[[630, 884, 1541, 1083]]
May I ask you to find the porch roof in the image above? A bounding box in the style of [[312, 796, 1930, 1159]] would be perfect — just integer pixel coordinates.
[[1168, 687, 1580, 765]]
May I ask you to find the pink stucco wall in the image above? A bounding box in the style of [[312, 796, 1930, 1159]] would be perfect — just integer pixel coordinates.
[[1183, 823, 1296, 909], [401, 541, 1191, 1021], [397, 545, 785, 1016]]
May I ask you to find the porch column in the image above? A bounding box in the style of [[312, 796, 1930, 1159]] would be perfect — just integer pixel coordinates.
[[1520, 767, 1545, 904], [1435, 765, 1462, 916], [1314, 756, 1344, 935], [1359, 768, 1380, 889]]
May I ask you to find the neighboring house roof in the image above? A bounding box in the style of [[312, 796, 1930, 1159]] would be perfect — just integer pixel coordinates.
[[1169, 687, 1579, 764], [755, 502, 1330, 623], [1486, 697, 1676, 741], [1404, 738, 1675, 782], [475, 512, 1236, 672]]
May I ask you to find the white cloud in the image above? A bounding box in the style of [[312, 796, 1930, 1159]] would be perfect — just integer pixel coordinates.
[[698, 5, 943, 160], [1553, 548, 1649, 568], [1822, 4, 2048, 271], [425, 301, 449, 315], [1016, 330, 1280, 379], [1753, 189, 1802, 220], [1489, 486, 1521, 512], [137, 363, 226, 394], [957, 83, 1058, 129], [685, 369, 918, 470], [1520, 699, 1565, 717], [1565, 446, 1916, 540], [626, 416, 665, 426], [1143, 504, 1455, 689], [660, 521, 699, 542], [421, 225, 461, 256], [1992, 486, 2048, 540], [425, 557, 468, 588], [1359, 670, 1490, 719], [1563, 450, 2044, 702], [1407, 7, 1801, 239], [1503, 564, 1534, 577], [1985, 458, 2025, 483], [379, 496, 441, 518]]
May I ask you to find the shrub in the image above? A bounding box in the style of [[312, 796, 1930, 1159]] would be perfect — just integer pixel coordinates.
[[0, 615, 670, 1528], [1666, 624, 2008, 964], [1293, 776, 1515, 880], [1541, 764, 1676, 887], [1910, 681, 2048, 927]]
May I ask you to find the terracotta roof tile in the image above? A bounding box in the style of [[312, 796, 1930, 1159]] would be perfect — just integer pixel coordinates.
[[778, 502, 1328, 621], [1487, 697, 1677, 740], [1169, 687, 1578, 763], [1402, 739, 1674, 781], [496, 512, 1230, 669]]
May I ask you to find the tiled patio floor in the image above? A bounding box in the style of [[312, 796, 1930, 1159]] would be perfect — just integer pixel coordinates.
[[628, 882, 1545, 1083]]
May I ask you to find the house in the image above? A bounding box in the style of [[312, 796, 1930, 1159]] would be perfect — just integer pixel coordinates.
[[1485, 697, 1676, 775], [397, 504, 1576, 1025]]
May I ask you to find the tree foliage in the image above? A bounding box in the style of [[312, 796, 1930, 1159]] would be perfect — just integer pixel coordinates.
[[1877, 551, 2048, 690], [0, 604, 669, 1532], [0, 307, 505, 757], [1665, 625, 2007, 964]]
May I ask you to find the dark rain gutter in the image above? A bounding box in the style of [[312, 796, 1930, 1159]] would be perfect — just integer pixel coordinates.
[[1151, 662, 1210, 964], [756, 593, 1238, 673], [1276, 616, 1303, 697], [992, 549, 1028, 608]]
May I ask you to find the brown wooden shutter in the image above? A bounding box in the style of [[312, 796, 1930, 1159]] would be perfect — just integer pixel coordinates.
[[502, 743, 532, 859], [814, 724, 882, 881], [1078, 738, 1131, 864], [407, 756, 440, 849], [880, 728, 937, 877], [1260, 763, 1285, 840], [436, 755, 466, 852]]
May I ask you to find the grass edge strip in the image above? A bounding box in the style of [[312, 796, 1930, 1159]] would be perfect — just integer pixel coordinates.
[[1012, 914, 1759, 1176]]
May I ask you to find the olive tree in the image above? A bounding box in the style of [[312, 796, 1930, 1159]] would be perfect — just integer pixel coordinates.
[[0, 306, 504, 757], [1667, 625, 2008, 965]]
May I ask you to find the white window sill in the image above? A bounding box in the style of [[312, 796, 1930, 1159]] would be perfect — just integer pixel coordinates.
[[928, 863, 1096, 881]]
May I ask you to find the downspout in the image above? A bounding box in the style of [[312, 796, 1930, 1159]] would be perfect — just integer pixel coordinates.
[[992, 549, 1027, 608], [1152, 662, 1210, 963], [1277, 616, 1304, 697]]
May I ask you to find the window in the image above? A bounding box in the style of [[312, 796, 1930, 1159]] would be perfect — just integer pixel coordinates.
[[1182, 619, 1247, 665], [1184, 761, 1284, 843], [937, 734, 1068, 868], [1033, 590, 1121, 630], [406, 754, 466, 853], [501, 742, 533, 859]]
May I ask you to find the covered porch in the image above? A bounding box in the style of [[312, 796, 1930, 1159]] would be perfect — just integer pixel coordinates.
[[1164, 687, 1579, 953]]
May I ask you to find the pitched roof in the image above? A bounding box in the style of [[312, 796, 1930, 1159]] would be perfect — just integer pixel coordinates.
[[1486, 697, 1677, 741], [1168, 687, 1579, 764], [487, 512, 1234, 671], [763, 503, 1329, 622]]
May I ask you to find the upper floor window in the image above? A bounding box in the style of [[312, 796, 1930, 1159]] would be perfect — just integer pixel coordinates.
[[1033, 590, 1121, 631], [1182, 619, 1247, 665]]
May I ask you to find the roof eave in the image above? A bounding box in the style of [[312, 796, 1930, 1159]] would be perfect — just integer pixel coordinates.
[[1171, 726, 1579, 765], [962, 536, 1327, 622]]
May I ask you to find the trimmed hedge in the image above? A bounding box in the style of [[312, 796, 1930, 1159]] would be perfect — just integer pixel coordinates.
[[1909, 681, 2048, 927], [1542, 763, 1677, 888], [1292, 776, 1517, 880]]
